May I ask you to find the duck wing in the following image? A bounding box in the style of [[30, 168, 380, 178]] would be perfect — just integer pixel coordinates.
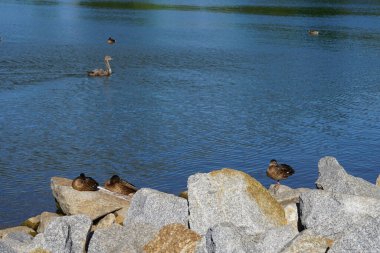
[[279, 163, 295, 177]]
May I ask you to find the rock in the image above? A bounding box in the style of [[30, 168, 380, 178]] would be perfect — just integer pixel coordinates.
[[200, 223, 297, 253], [315, 156, 380, 198], [268, 184, 311, 205], [188, 168, 286, 235], [113, 206, 130, 225], [87, 224, 128, 253], [329, 216, 380, 253], [88, 221, 161, 253], [124, 188, 188, 230], [0, 226, 36, 238], [299, 190, 380, 239], [377, 174, 380, 187], [0, 232, 33, 253], [51, 177, 132, 220], [0, 242, 17, 253], [37, 212, 61, 234], [21, 215, 41, 231], [283, 203, 298, 231], [34, 214, 92, 253], [95, 213, 116, 230], [144, 223, 201, 253], [279, 229, 333, 253]]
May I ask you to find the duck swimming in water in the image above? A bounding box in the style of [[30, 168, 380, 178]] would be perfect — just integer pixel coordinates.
[[107, 37, 116, 44], [87, 55, 112, 77], [266, 159, 295, 187], [308, 30, 319, 36], [72, 173, 99, 191], [104, 175, 138, 195]]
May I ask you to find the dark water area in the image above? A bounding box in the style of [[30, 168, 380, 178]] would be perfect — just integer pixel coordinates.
[[1, 0, 380, 228]]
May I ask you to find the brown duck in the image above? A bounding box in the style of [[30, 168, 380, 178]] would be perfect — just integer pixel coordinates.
[[104, 175, 138, 195], [72, 173, 99, 191], [266, 159, 295, 185]]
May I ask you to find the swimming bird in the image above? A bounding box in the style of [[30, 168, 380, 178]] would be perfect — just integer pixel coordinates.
[[104, 175, 138, 195], [87, 55, 112, 77], [107, 37, 116, 44], [266, 159, 295, 187], [72, 173, 99, 191], [308, 30, 319, 36]]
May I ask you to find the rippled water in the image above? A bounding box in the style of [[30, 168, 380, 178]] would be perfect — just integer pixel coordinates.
[[1, 0, 380, 228]]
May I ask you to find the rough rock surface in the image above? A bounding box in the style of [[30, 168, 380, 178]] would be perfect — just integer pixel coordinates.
[[0, 226, 36, 238], [51, 177, 132, 220], [95, 213, 116, 230], [299, 190, 380, 238], [198, 223, 297, 253], [87, 224, 128, 253], [315, 156, 380, 198], [279, 229, 333, 253], [144, 223, 201, 253], [329, 216, 380, 253], [37, 212, 61, 233], [268, 185, 310, 205], [0, 232, 33, 253], [21, 215, 41, 231], [188, 168, 286, 235], [34, 214, 92, 253], [124, 188, 188, 230]]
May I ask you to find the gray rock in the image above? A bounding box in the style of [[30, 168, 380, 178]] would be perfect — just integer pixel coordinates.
[[122, 222, 159, 253], [37, 212, 61, 233], [268, 184, 311, 205], [299, 190, 380, 239], [34, 214, 92, 253], [88, 224, 128, 253], [0, 226, 36, 238], [124, 188, 188, 230], [188, 169, 286, 236], [202, 223, 297, 253], [315, 156, 380, 198], [51, 177, 132, 220], [329, 216, 380, 253], [0, 242, 17, 253], [279, 229, 334, 253], [94, 213, 115, 230], [0, 232, 33, 253]]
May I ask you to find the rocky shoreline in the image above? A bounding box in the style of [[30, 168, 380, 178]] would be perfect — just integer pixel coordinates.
[[1, 156, 379, 253]]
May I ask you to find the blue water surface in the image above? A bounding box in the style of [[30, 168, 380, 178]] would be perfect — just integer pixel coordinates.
[[0, 0, 380, 228]]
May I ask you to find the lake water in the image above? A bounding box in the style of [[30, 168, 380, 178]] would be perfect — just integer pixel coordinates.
[[1, 0, 380, 228]]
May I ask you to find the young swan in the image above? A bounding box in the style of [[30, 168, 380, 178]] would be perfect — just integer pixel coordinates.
[[72, 173, 99, 191], [104, 175, 137, 195], [87, 56, 112, 77]]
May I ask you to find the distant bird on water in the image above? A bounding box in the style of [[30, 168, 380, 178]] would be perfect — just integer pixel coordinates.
[[87, 55, 112, 77], [104, 175, 138, 195], [266, 159, 295, 188], [72, 173, 99, 191], [107, 37, 116, 44], [308, 30, 319, 36]]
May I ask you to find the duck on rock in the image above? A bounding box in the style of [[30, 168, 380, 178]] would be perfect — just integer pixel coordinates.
[[104, 175, 138, 195], [72, 173, 99, 191], [266, 159, 295, 188]]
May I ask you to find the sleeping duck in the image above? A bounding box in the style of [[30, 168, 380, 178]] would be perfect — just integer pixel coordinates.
[[72, 173, 99, 191], [104, 175, 138, 195], [266, 159, 295, 186], [107, 37, 116, 44]]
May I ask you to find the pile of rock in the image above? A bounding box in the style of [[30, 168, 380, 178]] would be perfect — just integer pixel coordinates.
[[0, 156, 379, 253]]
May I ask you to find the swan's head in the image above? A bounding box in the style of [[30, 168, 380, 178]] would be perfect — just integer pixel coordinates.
[[104, 56, 113, 61]]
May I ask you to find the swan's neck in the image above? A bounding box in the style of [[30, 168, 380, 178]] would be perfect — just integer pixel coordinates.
[[104, 60, 112, 74]]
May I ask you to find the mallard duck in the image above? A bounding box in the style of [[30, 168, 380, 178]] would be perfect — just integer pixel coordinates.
[[107, 37, 116, 44], [266, 159, 295, 185], [104, 175, 138, 195], [72, 173, 99, 191], [308, 30, 319, 36]]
